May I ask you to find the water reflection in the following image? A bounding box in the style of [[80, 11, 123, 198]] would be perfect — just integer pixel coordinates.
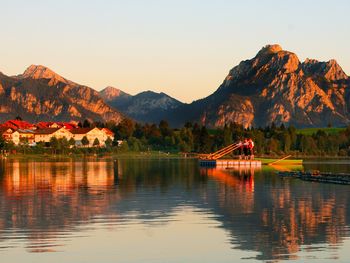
[[0, 158, 349, 262], [0, 159, 120, 252]]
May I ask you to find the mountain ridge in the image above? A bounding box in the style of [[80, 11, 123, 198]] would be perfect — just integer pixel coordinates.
[[1, 44, 349, 128], [0, 65, 124, 124], [164, 44, 350, 128]]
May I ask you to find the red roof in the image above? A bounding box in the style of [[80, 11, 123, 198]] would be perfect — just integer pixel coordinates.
[[61, 122, 78, 129], [36, 122, 55, 128], [2, 120, 35, 130], [35, 122, 78, 129]]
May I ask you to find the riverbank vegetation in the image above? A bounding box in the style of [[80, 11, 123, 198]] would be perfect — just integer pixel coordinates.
[[1, 119, 350, 157]]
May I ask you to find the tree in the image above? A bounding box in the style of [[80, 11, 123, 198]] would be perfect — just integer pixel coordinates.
[[282, 131, 291, 153], [69, 137, 76, 147], [93, 138, 100, 146], [81, 136, 89, 147], [83, 119, 91, 128], [128, 137, 142, 151], [267, 138, 280, 154], [184, 122, 193, 129], [159, 120, 172, 137], [58, 137, 70, 154], [116, 118, 135, 139], [223, 124, 232, 146], [0, 135, 6, 149], [105, 137, 113, 148], [133, 123, 144, 139], [199, 126, 212, 153], [50, 137, 59, 154]]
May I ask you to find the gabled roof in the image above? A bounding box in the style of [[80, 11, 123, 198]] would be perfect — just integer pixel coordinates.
[[3, 120, 35, 130], [61, 122, 78, 129], [70, 127, 95, 134], [34, 128, 62, 135], [35, 122, 78, 129], [36, 122, 56, 128]]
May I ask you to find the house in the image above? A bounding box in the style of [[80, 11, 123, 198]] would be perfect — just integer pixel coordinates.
[[0, 127, 16, 142], [70, 127, 110, 146], [34, 127, 73, 143], [100, 128, 114, 140], [12, 129, 35, 145], [0, 120, 115, 147], [99, 128, 115, 145]]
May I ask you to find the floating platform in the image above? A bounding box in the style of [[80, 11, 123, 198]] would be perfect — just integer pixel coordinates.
[[199, 159, 261, 168], [278, 171, 350, 185]]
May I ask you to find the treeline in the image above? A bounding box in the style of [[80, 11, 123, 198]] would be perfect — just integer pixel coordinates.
[[110, 119, 350, 156], [2, 118, 350, 156]]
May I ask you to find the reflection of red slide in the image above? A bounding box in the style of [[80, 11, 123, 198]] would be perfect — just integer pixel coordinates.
[[201, 168, 255, 193]]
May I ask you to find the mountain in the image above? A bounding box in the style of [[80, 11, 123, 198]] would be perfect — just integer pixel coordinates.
[[99, 86, 131, 102], [166, 44, 350, 128], [100, 87, 183, 123], [0, 65, 124, 123]]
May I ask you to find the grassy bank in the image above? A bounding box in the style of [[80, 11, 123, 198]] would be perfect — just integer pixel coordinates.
[[297, 127, 346, 135], [2, 151, 186, 161], [255, 157, 303, 165]]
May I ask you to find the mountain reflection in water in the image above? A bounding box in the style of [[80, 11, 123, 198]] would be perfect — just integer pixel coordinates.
[[0, 158, 349, 262]]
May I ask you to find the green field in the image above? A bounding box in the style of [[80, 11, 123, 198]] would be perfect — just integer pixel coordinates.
[[255, 157, 303, 165], [297, 127, 346, 136]]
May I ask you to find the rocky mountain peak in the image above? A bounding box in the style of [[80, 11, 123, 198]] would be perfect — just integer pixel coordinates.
[[226, 44, 300, 82], [268, 50, 300, 73], [20, 65, 70, 85], [302, 58, 348, 81], [172, 44, 350, 128], [324, 59, 348, 81], [257, 44, 283, 55], [100, 86, 130, 102]]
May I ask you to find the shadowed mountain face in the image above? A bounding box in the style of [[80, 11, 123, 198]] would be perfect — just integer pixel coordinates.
[[100, 87, 184, 123], [166, 44, 350, 128], [0, 65, 123, 123]]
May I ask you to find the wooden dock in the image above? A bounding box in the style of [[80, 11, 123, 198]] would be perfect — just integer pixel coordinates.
[[199, 159, 262, 168], [278, 171, 350, 185]]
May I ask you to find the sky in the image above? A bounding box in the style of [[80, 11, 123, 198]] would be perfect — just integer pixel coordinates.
[[1, 0, 349, 103]]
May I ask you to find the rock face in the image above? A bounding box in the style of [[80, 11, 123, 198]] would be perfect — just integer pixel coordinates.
[[0, 65, 124, 123], [167, 44, 350, 128], [100, 87, 183, 123]]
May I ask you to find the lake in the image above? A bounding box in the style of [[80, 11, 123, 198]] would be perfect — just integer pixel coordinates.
[[0, 158, 349, 262]]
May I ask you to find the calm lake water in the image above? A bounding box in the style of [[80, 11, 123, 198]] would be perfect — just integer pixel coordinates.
[[0, 158, 349, 262]]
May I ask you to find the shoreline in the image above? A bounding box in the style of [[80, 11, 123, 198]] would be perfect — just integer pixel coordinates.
[[2, 153, 350, 162]]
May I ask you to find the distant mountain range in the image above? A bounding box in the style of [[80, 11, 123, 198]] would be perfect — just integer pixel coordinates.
[[0, 44, 349, 127], [99, 87, 183, 123]]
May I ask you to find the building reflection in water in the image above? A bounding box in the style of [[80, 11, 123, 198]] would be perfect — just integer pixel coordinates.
[[0, 159, 121, 252], [0, 158, 348, 261]]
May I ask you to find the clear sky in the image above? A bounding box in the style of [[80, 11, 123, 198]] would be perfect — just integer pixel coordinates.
[[1, 0, 349, 103]]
